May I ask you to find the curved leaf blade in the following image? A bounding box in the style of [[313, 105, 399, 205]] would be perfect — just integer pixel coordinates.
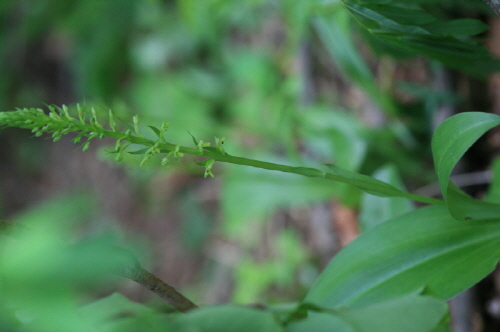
[[432, 112, 500, 219], [305, 206, 500, 308], [446, 182, 500, 220]]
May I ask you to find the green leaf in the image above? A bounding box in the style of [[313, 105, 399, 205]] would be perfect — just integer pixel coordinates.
[[333, 294, 447, 332], [423, 19, 489, 36], [323, 164, 407, 197], [288, 294, 446, 332], [203, 146, 222, 153], [342, 2, 500, 76], [377, 34, 500, 77], [305, 205, 500, 308], [116, 116, 135, 132], [127, 148, 150, 155], [188, 131, 198, 146], [432, 112, 500, 219], [356, 4, 437, 26], [173, 305, 282, 332], [79, 293, 162, 329], [359, 164, 413, 231], [346, 3, 431, 33], [485, 157, 500, 203], [446, 182, 500, 220], [148, 125, 161, 138], [286, 311, 354, 332]]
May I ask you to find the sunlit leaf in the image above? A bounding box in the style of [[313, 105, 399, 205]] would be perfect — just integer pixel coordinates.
[[305, 205, 500, 308]]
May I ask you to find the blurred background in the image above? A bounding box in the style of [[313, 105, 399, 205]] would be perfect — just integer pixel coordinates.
[[1, 0, 500, 330]]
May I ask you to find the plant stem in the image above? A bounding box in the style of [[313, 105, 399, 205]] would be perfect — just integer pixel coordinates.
[[121, 267, 198, 313], [0, 108, 444, 207], [110, 130, 444, 206]]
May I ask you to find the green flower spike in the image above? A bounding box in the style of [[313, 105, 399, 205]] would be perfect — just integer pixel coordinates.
[[161, 144, 184, 166], [48, 105, 61, 120]]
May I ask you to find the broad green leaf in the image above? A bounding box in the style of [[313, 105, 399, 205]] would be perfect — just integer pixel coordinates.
[[173, 305, 282, 332], [432, 112, 500, 219], [288, 294, 446, 332], [305, 205, 500, 308], [485, 158, 500, 203], [334, 294, 447, 332], [446, 182, 500, 220], [359, 164, 413, 231], [286, 311, 354, 332]]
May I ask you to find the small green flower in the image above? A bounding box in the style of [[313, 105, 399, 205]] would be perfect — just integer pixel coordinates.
[[215, 136, 226, 155], [196, 139, 210, 154], [108, 109, 117, 131], [173, 145, 184, 160], [204, 159, 215, 178], [133, 115, 144, 138]]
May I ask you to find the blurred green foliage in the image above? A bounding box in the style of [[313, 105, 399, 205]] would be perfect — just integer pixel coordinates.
[[1, 0, 500, 330]]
